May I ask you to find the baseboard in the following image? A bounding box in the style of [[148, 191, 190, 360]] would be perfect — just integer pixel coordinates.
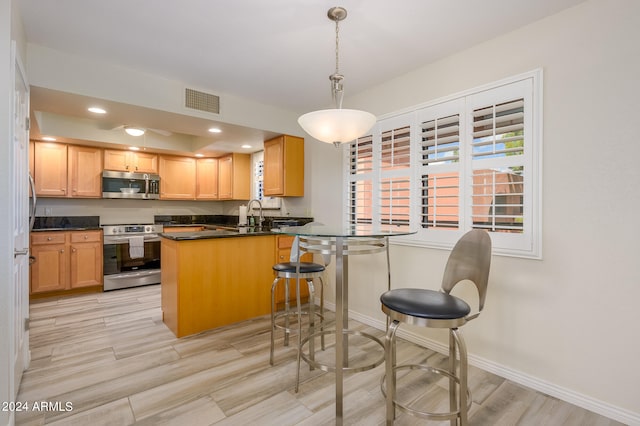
[[320, 299, 639, 425]]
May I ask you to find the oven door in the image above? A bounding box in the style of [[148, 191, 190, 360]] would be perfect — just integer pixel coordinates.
[[103, 235, 161, 290]]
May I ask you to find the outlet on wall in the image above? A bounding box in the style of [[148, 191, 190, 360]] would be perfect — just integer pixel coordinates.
[[44, 207, 52, 216]]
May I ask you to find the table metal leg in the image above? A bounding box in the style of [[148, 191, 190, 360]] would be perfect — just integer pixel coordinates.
[[335, 236, 345, 425]]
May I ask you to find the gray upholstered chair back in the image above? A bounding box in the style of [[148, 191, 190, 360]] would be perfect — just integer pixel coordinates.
[[441, 229, 492, 314]]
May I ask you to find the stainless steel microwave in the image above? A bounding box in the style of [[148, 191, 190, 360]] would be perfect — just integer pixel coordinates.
[[102, 170, 160, 199]]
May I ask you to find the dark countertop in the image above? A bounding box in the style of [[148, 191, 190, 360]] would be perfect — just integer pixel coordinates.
[[32, 216, 101, 232], [154, 214, 313, 229], [160, 226, 275, 241]]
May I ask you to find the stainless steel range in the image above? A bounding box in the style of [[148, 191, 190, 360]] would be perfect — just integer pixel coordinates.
[[102, 224, 163, 291]]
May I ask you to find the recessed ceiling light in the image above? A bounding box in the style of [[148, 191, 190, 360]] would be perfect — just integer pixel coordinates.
[[195, 153, 204, 157], [241, 144, 252, 149], [128, 146, 140, 151], [88, 107, 106, 114], [42, 136, 56, 141], [208, 127, 222, 133]]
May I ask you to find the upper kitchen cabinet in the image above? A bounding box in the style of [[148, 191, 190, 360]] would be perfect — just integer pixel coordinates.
[[218, 153, 250, 200], [33, 142, 102, 198], [68, 145, 103, 198], [196, 158, 219, 200], [104, 149, 158, 173], [263, 135, 304, 197], [159, 155, 197, 200]]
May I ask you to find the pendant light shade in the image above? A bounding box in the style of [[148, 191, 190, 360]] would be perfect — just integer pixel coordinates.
[[298, 108, 376, 145], [298, 7, 376, 146]]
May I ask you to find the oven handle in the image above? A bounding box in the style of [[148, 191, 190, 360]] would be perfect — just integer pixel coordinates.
[[103, 235, 161, 244], [104, 270, 160, 279]]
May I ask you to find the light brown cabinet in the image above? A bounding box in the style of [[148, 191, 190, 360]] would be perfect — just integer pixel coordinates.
[[196, 158, 219, 200], [68, 145, 103, 197], [104, 149, 158, 173], [263, 135, 304, 197], [69, 231, 103, 289], [33, 142, 102, 198], [159, 155, 197, 200], [217, 153, 251, 200], [30, 230, 103, 295], [30, 232, 67, 293], [161, 234, 276, 337], [163, 226, 206, 233]]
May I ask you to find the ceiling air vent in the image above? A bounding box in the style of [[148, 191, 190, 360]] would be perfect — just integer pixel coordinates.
[[185, 88, 220, 114]]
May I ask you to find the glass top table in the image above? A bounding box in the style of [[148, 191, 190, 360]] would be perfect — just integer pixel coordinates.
[[274, 225, 416, 425]]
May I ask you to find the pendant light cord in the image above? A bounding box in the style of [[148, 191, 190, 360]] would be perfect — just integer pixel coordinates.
[[330, 17, 344, 109]]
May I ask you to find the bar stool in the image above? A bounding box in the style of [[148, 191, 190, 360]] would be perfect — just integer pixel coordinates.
[[380, 229, 491, 425], [269, 236, 326, 368]]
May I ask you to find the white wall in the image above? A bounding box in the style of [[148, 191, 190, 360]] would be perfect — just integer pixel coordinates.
[[340, 0, 640, 422]]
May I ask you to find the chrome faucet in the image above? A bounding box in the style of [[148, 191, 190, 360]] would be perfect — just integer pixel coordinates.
[[247, 199, 264, 227]]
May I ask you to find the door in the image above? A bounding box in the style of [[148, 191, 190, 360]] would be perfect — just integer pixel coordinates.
[[11, 43, 30, 404]]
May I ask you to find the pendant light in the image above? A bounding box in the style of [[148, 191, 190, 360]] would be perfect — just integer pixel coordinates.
[[298, 7, 376, 147]]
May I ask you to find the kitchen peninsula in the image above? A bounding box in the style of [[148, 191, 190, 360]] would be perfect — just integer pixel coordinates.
[[159, 216, 312, 338]]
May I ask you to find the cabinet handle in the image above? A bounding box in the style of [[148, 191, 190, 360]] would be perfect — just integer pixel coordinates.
[[47, 237, 52, 241], [60, 249, 64, 253], [126, 165, 130, 170], [72, 248, 77, 253], [84, 235, 88, 239]]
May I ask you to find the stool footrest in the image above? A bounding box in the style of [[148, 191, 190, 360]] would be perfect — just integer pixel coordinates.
[[381, 363, 472, 421], [300, 329, 384, 373]]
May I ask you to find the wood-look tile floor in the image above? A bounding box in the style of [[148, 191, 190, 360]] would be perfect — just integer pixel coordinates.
[[16, 285, 623, 425]]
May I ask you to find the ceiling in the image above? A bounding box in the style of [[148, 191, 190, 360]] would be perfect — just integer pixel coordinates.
[[17, 0, 585, 155]]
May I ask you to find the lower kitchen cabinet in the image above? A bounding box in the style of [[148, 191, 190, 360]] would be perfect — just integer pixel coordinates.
[[161, 234, 276, 337], [30, 230, 103, 296], [30, 232, 67, 293]]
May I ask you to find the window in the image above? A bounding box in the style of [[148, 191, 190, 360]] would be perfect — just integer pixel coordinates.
[[344, 70, 542, 258]]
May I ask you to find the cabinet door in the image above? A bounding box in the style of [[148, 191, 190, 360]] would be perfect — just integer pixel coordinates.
[[218, 155, 233, 200], [34, 142, 68, 197], [159, 155, 196, 200], [70, 241, 103, 288], [103, 149, 129, 172], [196, 158, 218, 199], [30, 242, 68, 293], [264, 135, 304, 197], [133, 152, 159, 173], [263, 136, 285, 195], [68, 145, 102, 198]]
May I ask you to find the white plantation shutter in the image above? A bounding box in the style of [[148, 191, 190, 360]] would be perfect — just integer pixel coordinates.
[[471, 99, 525, 158], [347, 135, 374, 227], [417, 100, 464, 235], [378, 120, 412, 230], [466, 77, 534, 255], [343, 70, 541, 258], [421, 114, 460, 165], [350, 135, 373, 175], [380, 177, 410, 228], [381, 126, 411, 171]]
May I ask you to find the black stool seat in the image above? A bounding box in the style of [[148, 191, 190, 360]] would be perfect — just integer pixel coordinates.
[[381, 288, 470, 320], [273, 262, 326, 274]]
